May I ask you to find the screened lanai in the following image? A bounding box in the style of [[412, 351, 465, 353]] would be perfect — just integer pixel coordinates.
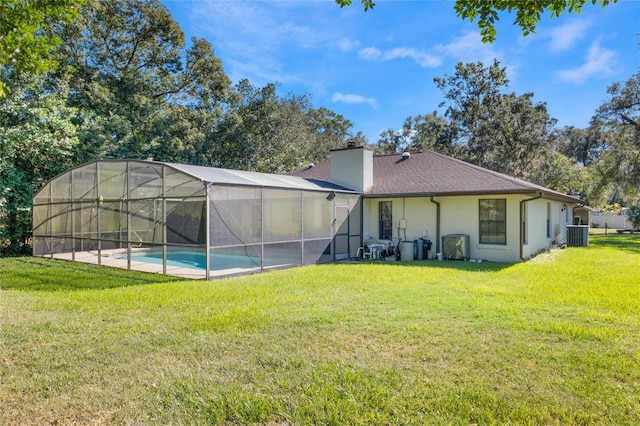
[[33, 160, 361, 279]]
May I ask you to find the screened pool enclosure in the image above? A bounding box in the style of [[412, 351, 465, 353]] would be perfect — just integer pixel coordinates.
[[33, 160, 361, 279]]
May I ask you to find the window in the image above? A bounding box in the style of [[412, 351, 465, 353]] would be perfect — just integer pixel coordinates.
[[479, 199, 506, 245], [378, 201, 392, 239]]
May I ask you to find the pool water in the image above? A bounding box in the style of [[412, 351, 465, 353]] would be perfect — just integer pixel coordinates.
[[116, 250, 293, 271]]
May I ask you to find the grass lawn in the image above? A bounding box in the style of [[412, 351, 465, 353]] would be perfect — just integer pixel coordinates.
[[1, 235, 639, 425]]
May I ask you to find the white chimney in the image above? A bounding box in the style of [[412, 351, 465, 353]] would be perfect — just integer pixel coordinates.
[[330, 145, 373, 192]]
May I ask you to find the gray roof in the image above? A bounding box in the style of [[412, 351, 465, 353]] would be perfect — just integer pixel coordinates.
[[290, 151, 582, 202]]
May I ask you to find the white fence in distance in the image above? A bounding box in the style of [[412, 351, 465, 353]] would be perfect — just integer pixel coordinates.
[[590, 214, 632, 229]]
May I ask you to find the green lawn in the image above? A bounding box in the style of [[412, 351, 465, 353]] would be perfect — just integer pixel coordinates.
[[1, 235, 639, 425]]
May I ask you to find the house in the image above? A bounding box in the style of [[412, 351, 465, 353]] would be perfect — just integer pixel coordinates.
[[573, 205, 596, 226], [291, 145, 583, 263], [32, 147, 584, 280]]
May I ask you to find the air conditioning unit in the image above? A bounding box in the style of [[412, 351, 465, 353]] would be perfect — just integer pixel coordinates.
[[566, 225, 589, 247], [442, 234, 470, 260]]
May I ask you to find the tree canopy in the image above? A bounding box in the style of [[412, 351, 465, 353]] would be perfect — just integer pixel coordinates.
[[372, 60, 639, 207], [335, 0, 617, 42], [0, 0, 363, 256], [0, 0, 85, 96]]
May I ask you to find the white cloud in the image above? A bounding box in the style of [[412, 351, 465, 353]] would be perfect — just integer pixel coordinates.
[[357, 46, 441, 68], [332, 92, 377, 108], [382, 47, 442, 68], [435, 32, 503, 64], [556, 40, 617, 84], [358, 47, 382, 61], [548, 20, 591, 52], [187, 1, 336, 86], [339, 37, 361, 52]]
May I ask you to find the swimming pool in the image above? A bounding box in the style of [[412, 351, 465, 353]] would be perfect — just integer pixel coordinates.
[[115, 250, 295, 271]]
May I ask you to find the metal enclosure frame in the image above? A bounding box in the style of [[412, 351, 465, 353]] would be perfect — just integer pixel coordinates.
[[33, 160, 360, 279]]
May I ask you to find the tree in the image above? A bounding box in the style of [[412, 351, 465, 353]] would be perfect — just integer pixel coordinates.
[[432, 60, 556, 179], [434, 60, 508, 164], [374, 129, 409, 155], [215, 80, 357, 173], [454, 0, 617, 42], [558, 125, 604, 167], [402, 113, 457, 155], [0, 72, 78, 256], [480, 92, 556, 179], [335, 0, 617, 43], [0, 0, 84, 96], [593, 71, 640, 198], [52, 0, 233, 163]]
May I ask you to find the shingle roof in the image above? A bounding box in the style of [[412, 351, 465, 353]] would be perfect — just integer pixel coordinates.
[[290, 151, 582, 202]]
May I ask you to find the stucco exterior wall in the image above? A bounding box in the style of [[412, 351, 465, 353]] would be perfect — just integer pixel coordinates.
[[522, 198, 574, 257], [329, 147, 373, 192], [522, 199, 548, 260], [436, 195, 522, 263], [362, 197, 437, 245], [362, 195, 576, 263]]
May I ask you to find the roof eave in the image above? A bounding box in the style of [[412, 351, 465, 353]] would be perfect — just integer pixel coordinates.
[[363, 189, 583, 202]]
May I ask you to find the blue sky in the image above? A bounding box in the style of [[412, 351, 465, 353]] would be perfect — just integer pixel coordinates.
[[163, 0, 639, 143]]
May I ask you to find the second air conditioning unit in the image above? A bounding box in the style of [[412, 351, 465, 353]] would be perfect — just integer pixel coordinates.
[[442, 234, 470, 260]]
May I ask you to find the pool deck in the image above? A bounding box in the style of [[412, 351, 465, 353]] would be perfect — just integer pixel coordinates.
[[46, 249, 264, 280]]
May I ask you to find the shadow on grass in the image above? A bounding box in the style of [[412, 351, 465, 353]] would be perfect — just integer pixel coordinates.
[[589, 233, 640, 254], [0, 257, 183, 292], [354, 258, 514, 272]]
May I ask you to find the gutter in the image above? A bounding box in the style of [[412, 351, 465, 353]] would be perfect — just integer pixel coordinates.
[[429, 196, 441, 256], [519, 191, 543, 261]]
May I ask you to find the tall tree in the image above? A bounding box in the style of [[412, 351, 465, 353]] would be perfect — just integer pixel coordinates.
[[0, 72, 78, 256], [401, 112, 457, 156], [593, 71, 640, 198], [374, 128, 409, 155], [0, 0, 84, 96], [215, 80, 356, 173], [434, 60, 508, 165], [558, 125, 604, 167], [54, 0, 232, 163], [432, 60, 556, 179], [480, 92, 556, 179]]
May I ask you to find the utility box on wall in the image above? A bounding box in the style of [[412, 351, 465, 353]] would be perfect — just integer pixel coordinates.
[[442, 234, 470, 260]]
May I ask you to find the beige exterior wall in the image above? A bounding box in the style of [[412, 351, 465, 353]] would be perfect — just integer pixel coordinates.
[[362, 195, 577, 263], [437, 195, 522, 263], [521, 198, 574, 257], [363, 197, 437, 246], [330, 147, 373, 192]]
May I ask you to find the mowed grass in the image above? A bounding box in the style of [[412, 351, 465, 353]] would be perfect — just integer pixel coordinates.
[[1, 235, 639, 425]]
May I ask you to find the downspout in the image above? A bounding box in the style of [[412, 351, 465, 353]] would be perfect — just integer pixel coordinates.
[[519, 192, 542, 261], [429, 196, 440, 256]]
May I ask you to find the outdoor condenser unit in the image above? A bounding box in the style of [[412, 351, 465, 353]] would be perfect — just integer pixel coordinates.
[[442, 234, 470, 260], [566, 225, 589, 247]]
